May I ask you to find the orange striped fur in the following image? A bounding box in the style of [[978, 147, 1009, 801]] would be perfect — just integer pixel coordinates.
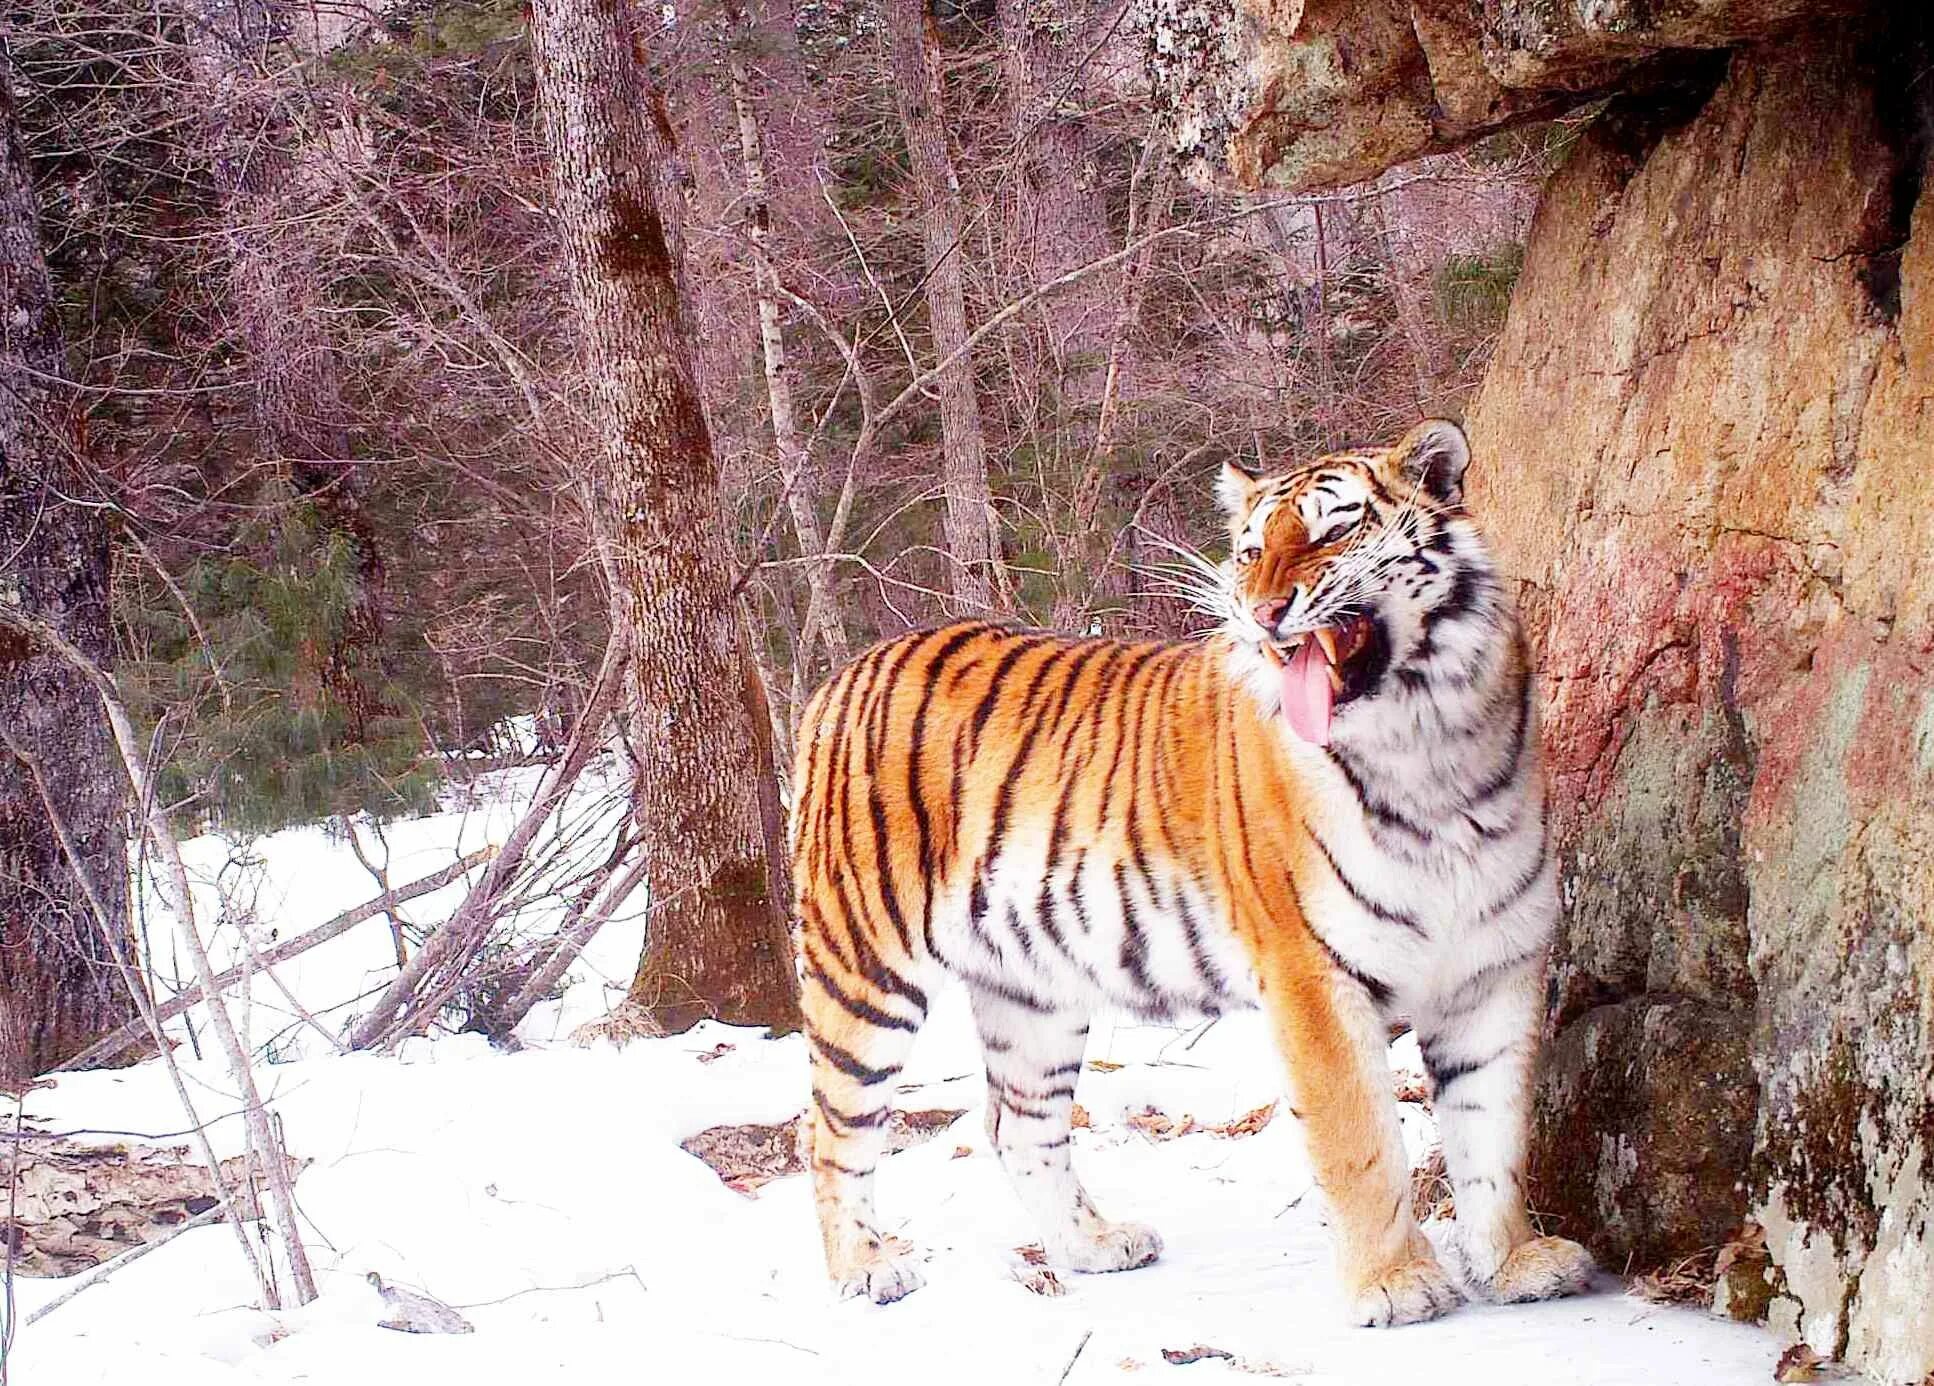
[[791, 421, 1596, 1321]]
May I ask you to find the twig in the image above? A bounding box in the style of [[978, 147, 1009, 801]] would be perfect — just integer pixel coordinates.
[[22, 1206, 224, 1327], [58, 848, 493, 1072], [1056, 1328, 1093, 1386]]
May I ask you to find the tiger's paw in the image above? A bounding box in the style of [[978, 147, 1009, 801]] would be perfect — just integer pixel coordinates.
[[1060, 1220, 1163, 1274], [1487, 1236, 1596, 1304], [1349, 1255, 1463, 1327], [832, 1236, 926, 1305]]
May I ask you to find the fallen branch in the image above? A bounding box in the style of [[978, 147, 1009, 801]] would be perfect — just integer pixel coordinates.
[[348, 632, 628, 1050], [58, 848, 493, 1073]]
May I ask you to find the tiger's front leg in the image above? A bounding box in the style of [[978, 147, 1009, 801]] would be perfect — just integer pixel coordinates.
[[1420, 967, 1596, 1303], [1255, 937, 1461, 1326]]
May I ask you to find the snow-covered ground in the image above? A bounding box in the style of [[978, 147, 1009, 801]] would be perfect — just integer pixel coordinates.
[[13, 765, 1781, 1385]]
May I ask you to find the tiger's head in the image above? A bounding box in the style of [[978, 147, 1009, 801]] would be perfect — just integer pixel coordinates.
[[1213, 419, 1501, 747]]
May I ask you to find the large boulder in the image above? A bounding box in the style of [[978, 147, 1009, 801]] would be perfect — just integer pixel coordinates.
[[1144, 4, 1934, 1382], [1466, 24, 1933, 1379], [1144, 0, 1859, 189]]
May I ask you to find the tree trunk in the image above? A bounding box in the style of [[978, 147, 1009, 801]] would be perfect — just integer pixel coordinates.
[[882, 0, 1007, 615], [725, 28, 849, 679], [530, 0, 800, 1035], [0, 59, 141, 1087]]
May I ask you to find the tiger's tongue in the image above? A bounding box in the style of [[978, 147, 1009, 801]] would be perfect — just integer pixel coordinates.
[[1281, 636, 1334, 746]]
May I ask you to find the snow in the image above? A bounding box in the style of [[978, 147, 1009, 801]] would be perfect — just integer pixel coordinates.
[[12, 767, 1781, 1385]]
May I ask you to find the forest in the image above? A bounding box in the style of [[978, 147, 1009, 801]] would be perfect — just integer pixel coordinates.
[[4, 0, 1930, 1382]]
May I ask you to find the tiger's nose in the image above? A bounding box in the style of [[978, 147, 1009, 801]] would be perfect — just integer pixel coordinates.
[[1253, 597, 1292, 634]]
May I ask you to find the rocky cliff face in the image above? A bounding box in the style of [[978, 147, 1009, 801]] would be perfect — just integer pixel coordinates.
[[1466, 26, 1933, 1380], [1147, 4, 1934, 1382]]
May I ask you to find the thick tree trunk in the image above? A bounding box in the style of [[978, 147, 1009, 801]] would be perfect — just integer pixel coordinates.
[[725, 32, 849, 679], [883, 0, 1007, 615], [530, 0, 800, 1034], [0, 61, 141, 1087]]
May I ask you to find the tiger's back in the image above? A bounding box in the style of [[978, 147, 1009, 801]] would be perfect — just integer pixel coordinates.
[[792, 623, 1268, 1034]]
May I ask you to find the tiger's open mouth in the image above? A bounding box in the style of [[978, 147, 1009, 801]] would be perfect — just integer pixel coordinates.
[[1260, 613, 1380, 747]]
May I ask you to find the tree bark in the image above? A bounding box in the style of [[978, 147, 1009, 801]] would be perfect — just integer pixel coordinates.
[[0, 51, 141, 1088], [530, 0, 800, 1034], [883, 0, 1008, 615]]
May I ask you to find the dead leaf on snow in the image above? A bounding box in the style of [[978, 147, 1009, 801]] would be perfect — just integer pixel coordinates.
[[951, 1144, 972, 1159], [1071, 1103, 1092, 1129], [694, 1042, 734, 1064], [1015, 1264, 1065, 1296], [1017, 1243, 1048, 1265], [1205, 1102, 1276, 1138], [1393, 1071, 1430, 1105], [1774, 1344, 1823, 1382], [1410, 1146, 1455, 1223], [1087, 1059, 1123, 1072], [1126, 1106, 1196, 1142], [1162, 1343, 1235, 1365], [682, 1107, 968, 1196]]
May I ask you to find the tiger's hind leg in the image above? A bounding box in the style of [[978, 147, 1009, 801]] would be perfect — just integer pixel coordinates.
[[970, 987, 1163, 1274], [802, 932, 935, 1304]]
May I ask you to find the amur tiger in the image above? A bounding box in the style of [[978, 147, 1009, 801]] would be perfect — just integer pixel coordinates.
[[789, 419, 1596, 1325]]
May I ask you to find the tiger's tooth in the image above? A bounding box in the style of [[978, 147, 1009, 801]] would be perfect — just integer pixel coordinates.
[[1313, 628, 1340, 666]]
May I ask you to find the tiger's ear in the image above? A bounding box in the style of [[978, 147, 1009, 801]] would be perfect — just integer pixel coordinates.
[[1389, 419, 1471, 504], [1216, 459, 1262, 518]]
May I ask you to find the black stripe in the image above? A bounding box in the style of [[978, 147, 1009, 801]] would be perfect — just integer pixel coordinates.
[[863, 631, 947, 953], [967, 635, 1054, 754], [813, 1088, 885, 1132], [1325, 747, 1433, 841], [1114, 861, 1166, 1016], [908, 624, 996, 952], [981, 641, 1086, 876], [812, 647, 888, 880], [803, 947, 921, 1033], [955, 969, 1055, 1013], [1311, 926, 1392, 1006], [1461, 672, 1532, 810], [832, 896, 930, 1012], [814, 1035, 902, 1086], [1472, 828, 1551, 923], [1174, 887, 1228, 999], [1436, 945, 1541, 1018], [1037, 875, 1101, 985], [1420, 1040, 1507, 1095], [1088, 645, 1166, 839], [1305, 824, 1427, 935], [1041, 638, 1112, 745]]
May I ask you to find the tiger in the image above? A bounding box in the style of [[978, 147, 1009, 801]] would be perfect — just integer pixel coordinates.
[[789, 419, 1597, 1325]]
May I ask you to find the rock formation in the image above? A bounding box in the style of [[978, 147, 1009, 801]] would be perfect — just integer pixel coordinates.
[[1147, 4, 1934, 1381]]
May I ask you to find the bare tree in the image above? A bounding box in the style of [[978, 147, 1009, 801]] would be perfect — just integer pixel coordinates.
[[883, 0, 1009, 615], [530, 0, 801, 1034], [724, 9, 849, 677], [0, 46, 140, 1087]]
